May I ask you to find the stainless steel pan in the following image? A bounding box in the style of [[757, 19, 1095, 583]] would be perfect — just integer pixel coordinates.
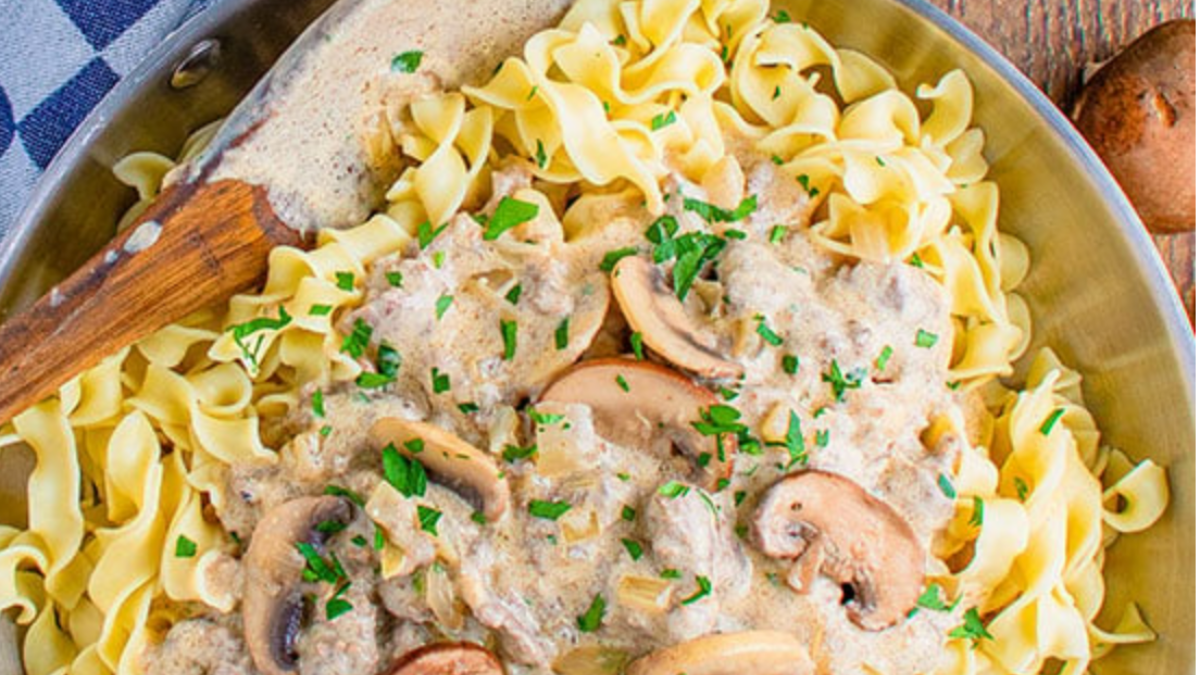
[[1, 0, 1193, 672]]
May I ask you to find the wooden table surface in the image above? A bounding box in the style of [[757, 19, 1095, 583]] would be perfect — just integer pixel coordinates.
[[929, 0, 1196, 325]]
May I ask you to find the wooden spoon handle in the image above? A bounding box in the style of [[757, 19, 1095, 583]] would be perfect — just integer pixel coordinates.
[[0, 179, 304, 424]]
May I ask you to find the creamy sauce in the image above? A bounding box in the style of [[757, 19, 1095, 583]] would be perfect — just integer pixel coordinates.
[[191, 0, 573, 232], [142, 124, 978, 674]]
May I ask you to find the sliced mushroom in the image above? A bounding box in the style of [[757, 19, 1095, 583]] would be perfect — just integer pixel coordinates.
[[386, 642, 503, 675], [626, 630, 813, 675], [611, 256, 742, 380], [539, 358, 735, 489], [751, 471, 924, 631], [243, 496, 353, 675], [369, 417, 510, 521]]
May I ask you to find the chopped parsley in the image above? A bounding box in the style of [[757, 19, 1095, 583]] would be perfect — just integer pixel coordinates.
[[755, 315, 784, 346], [969, 496, 985, 527], [325, 593, 353, 620], [471, 511, 487, 525], [909, 253, 926, 268], [555, 318, 569, 350], [535, 139, 548, 168], [621, 538, 644, 561], [504, 284, 523, 305], [323, 485, 365, 507], [769, 225, 787, 243], [229, 306, 292, 369], [529, 410, 566, 428], [680, 575, 712, 605], [417, 221, 448, 249], [599, 246, 639, 272], [660, 569, 682, 580], [949, 608, 994, 643], [432, 251, 446, 269], [796, 174, 819, 198], [315, 519, 346, 534], [309, 304, 333, 316], [822, 359, 865, 402], [683, 195, 757, 224], [937, 474, 957, 499], [772, 85, 782, 100], [771, 8, 791, 22], [693, 404, 757, 458], [500, 320, 518, 361], [458, 402, 480, 414], [382, 444, 427, 498], [621, 505, 637, 522], [502, 444, 537, 463], [377, 344, 401, 378], [650, 110, 677, 131], [340, 318, 373, 358], [484, 196, 540, 241], [529, 499, 572, 521], [630, 332, 645, 360], [386, 271, 403, 288], [671, 232, 726, 300], [734, 490, 747, 506], [782, 354, 799, 375], [915, 329, 939, 348], [435, 294, 454, 320], [576, 593, 606, 633], [658, 481, 691, 499], [431, 367, 451, 394], [417, 505, 442, 536], [312, 390, 326, 418], [814, 429, 830, 447], [391, 50, 424, 73], [1014, 477, 1030, 502], [767, 410, 807, 470], [356, 371, 394, 389], [174, 535, 197, 558], [335, 271, 355, 291], [876, 345, 894, 371], [615, 374, 630, 392], [916, 583, 956, 612], [1040, 408, 1066, 436], [296, 542, 342, 584]]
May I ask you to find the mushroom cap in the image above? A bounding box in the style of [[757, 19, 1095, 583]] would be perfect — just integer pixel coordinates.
[[386, 642, 504, 675], [626, 630, 814, 675], [243, 495, 354, 675], [369, 417, 511, 521], [751, 471, 924, 631], [539, 358, 735, 489], [611, 256, 743, 379], [1073, 20, 1195, 233]]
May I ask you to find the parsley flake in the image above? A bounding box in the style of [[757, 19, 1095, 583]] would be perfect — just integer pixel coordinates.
[[576, 593, 606, 633], [435, 294, 454, 320], [417, 505, 443, 536], [1040, 408, 1066, 436], [529, 499, 572, 521], [915, 329, 939, 348], [174, 535, 197, 558], [680, 575, 712, 605], [382, 444, 427, 498], [650, 110, 677, 131], [484, 197, 539, 241], [501, 320, 518, 361], [555, 318, 569, 350], [391, 50, 424, 73]]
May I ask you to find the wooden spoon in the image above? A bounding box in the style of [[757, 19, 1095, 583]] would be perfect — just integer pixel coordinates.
[[0, 0, 571, 425]]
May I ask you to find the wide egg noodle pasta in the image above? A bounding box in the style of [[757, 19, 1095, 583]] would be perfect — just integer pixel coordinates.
[[0, 2, 1171, 674]]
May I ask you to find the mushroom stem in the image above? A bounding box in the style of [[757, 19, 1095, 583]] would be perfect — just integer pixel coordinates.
[[243, 496, 353, 675], [538, 358, 735, 489], [751, 471, 924, 631], [611, 256, 742, 379], [626, 630, 814, 675], [369, 417, 511, 521]]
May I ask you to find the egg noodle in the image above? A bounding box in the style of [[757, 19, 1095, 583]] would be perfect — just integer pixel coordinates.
[[0, 1, 1170, 674]]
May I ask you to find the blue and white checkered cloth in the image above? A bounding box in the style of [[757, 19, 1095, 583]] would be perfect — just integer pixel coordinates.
[[0, 0, 214, 239]]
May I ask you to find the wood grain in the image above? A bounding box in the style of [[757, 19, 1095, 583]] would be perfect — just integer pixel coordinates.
[[0, 180, 304, 425], [930, 0, 1196, 325]]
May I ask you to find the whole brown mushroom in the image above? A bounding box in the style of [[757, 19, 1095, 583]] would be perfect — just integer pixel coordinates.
[[1072, 20, 1195, 234]]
